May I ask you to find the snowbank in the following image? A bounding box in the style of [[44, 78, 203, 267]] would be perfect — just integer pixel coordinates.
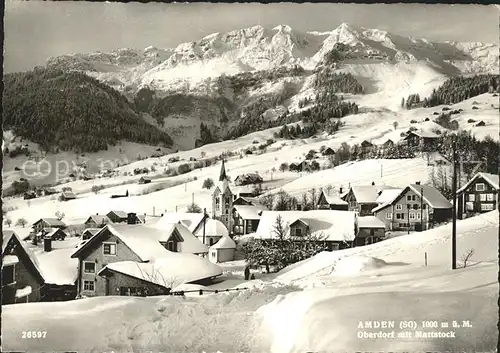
[[333, 255, 388, 276]]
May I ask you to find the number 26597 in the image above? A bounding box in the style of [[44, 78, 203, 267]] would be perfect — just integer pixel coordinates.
[[22, 331, 47, 339]]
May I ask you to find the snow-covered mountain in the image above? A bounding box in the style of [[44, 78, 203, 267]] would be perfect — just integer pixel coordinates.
[[46, 23, 499, 93]]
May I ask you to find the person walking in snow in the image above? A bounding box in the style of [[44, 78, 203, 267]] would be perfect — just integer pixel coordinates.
[[244, 266, 250, 280]]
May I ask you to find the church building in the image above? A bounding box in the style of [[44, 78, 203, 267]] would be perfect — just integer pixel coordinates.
[[212, 160, 234, 235]]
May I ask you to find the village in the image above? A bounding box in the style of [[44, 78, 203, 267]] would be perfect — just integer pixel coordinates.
[[2, 147, 498, 304]]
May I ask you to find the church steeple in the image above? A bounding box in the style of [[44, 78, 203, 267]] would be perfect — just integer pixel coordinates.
[[219, 159, 228, 182]]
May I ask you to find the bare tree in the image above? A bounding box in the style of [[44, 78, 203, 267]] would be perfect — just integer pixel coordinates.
[[4, 218, 12, 227], [135, 263, 180, 295], [308, 188, 319, 210], [259, 194, 275, 210], [461, 249, 475, 268], [15, 218, 28, 228], [55, 211, 65, 221], [272, 214, 288, 241]]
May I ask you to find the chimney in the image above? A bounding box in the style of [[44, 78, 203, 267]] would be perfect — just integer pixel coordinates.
[[339, 187, 343, 194], [43, 237, 52, 252], [416, 181, 421, 185], [127, 213, 136, 225]]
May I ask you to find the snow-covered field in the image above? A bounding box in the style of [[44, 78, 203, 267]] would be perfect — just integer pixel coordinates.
[[3, 210, 498, 352]]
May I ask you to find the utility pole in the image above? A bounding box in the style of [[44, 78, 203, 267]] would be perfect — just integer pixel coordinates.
[[451, 137, 457, 270], [202, 208, 207, 247], [420, 187, 424, 231], [380, 163, 383, 178], [192, 193, 194, 205]]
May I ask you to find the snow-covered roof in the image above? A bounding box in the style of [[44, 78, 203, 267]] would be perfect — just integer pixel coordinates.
[[43, 228, 67, 239], [405, 130, 440, 139], [322, 192, 348, 205], [98, 255, 222, 289], [372, 184, 452, 213], [162, 223, 208, 254], [2, 230, 45, 283], [3, 255, 19, 266], [62, 192, 76, 198], [255, 210, 356, 242], [193, 219, 229, 238], [234, 205, 266, 220], [108, 210, 128, 218], [375, 189, 403, 205], [154, 212, 205, 233], [34, 218, 65, 227], [15, 286, 32, 299], [86, 215, 111, 225], [82, 228, 101, 236], [351, 185, 396, 204], [457, 172, 500, 194], [357, 216, 386, 229], [37, 247, 78, 285], [210, 235, 236, 249]]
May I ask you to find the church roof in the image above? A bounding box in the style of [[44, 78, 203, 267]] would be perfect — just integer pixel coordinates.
[[219, 159, 228, 182]]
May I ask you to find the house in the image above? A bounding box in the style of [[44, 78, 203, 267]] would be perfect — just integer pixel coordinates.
[[403, 130, 440, 151], [457, 172, 499, 219], [2, 230, 45, 304], [32, 218, 66, 233], [209, 235, 236, 263], [233, 204, 267, 235], [372, 183, 452, 231], [24, 191, 37, 200], [106, 210, 128, 223], [381, 139, 395, 150], [126, 212, 146, 224], [82, 228, 102, 240], [322, 147, 335, 156], [43, 187, 58, 196], [234, 173, 263, 186], [360, 140, 374, 154], [60, 191, 76, 201], [71, 224, 219, 297], [233, 196, 260, 206], [317, 190, 349, 211], [253, 210, 357, 250], [138, 176, 152, 184], [342, 185, 398, 216], [354, 216, 386, 247], [41, 228, 68, 241], [35, 237, 78, 301], [84, 214, 112, 229], [296, 160, 312, 172]]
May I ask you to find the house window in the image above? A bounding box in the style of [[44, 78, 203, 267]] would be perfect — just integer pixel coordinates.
[[396, 213, 401, 220], [3, 265, 15, 285], [409, 213, 416, 220], [331, 243, 340, 251], [466, 202, 474, 211], [475, 183, 485, 192], [84, 261, 96, 274], [486, 194, 495, 201], [416, 213, 421, 219], [370, 229, 375, 236], [209, 238, 214, 246], [481, 203, 494, 211], [216, 197, 220, 210], [103, 243, 117, 255], [293, 228, 303, 237], [479, 194, 486, 202], [468, 194, 475, 202], [386, 213, 392, 220], [412, 195, 416, 201], [413, 204, 419, 210], [396, 204, 402, 211], [83, 280, 95, 291], [407, 195, 412, 201], [422, 204, 427, 209]]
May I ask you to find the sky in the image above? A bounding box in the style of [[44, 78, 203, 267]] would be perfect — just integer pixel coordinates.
[[4, 2, 499, 73]]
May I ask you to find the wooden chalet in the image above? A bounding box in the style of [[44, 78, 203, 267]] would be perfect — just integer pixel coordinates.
[[457, 172, 499, 219], [403, 130, 440, 151], [2, 230, 45, 304]]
